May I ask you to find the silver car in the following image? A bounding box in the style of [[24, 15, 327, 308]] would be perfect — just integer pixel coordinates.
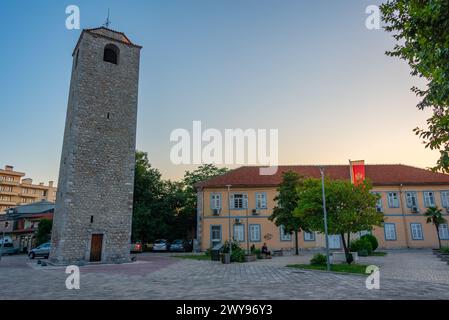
[[152, 239, 169, 252], [28, 242, 51, 259]]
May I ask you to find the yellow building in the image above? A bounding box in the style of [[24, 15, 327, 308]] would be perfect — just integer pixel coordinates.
[[0, 165, 57, 214], [196, 164, 449, 251]]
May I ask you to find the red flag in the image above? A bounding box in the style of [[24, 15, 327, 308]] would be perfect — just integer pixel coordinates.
[[350, 160, 365, 186]]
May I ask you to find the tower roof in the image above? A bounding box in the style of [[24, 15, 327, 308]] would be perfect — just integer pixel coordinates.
[[72, 27, 142, 55]]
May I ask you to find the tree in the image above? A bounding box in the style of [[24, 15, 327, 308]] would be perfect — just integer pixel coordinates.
[[381, 0, 449, 172], [294, 178, 383, 263], [424, 206, 447, 249], [182, 164, 229, 239], [36, 219, 52, 246], [269, 171, 307, 255], [132, 151, 168, 243]]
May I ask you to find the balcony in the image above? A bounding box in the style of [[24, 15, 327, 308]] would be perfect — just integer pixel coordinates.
[[0, 180, 19, 186], [19, 193, 40, 198], [0, 190, 18, 196]]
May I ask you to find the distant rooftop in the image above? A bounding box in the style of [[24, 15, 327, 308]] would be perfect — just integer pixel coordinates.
[[196, 164, 449, 188]]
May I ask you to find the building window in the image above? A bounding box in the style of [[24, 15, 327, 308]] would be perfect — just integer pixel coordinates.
[[210, 193, 221, 209], [439, 224, 449, 240], [359, 230, 371, 237], [405, 191, 419, 209], [373, 192, 383, 212], [384, 223, 397, 241], [410, 223, 424, 240], [441, 191, 449, 209], [210, 225, 222, 246], [304, 231, 315, 241], [249, 224, 261, 242], [233, 224, 245, 242], [387, 192, 400, 208], [230, 193, 248, 209], [423, 191, 436, 207], [280, 225, 292, 241], [103, 44, 119, 64], [255, 192, 267, 209]]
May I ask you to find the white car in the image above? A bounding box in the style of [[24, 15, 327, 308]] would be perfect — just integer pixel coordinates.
[[152, 239, 169, 252]]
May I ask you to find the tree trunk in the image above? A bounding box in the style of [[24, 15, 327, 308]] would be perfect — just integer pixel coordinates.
[[294, 230, 299, 255], [436, 224, 442, 250], [340, 232, 351, 263]]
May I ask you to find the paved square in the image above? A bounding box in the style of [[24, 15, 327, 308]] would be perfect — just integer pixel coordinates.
[[1, 250, 448, 299]]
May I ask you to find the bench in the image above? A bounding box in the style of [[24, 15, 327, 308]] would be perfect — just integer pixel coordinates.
[[272, 249, 283, 257]]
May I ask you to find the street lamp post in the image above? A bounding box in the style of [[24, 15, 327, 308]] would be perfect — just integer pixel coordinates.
[[320, 167, 331, 271], [226, 185, 232, 259]]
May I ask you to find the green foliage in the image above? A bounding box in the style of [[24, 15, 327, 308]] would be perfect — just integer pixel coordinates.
[[132, 151, 228, 243], [381, 0, 449, 172], [222, 240, 245, 262], [269, 171, 307, 254], [360, 234, 378, 252], [287, 263, 371, 275], [358, 249, 369, 257], [35, 219, 52, 246], [310, 253, 327, 266], [350, 238, 373, 255], [440, 246, 449, 254], [424, 206, 447, 249], [294, 178, 383, 263]]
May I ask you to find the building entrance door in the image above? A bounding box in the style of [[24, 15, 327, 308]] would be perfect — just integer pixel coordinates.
[[90, 234, 103, 262]]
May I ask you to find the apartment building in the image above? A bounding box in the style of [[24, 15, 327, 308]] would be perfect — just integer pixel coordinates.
[[195, 164, 449, 251], [0, 165, 57, 213]]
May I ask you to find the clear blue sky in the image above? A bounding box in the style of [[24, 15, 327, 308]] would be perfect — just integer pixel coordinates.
[[0, 0, 436, 183]]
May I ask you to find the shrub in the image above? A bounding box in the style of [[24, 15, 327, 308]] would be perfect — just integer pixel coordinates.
[[360, 234, 378, 252], [441, 246, 449, 254], [222, 240, 245, 262], [350, 238, 373, 255], [358, 249, 369, 257], [310, 253, 327, 266]]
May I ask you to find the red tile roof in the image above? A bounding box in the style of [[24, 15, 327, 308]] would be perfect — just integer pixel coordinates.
[[196, 164, 449, 188]]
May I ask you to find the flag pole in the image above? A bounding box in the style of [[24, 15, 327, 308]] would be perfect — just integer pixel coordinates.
[[320, 167, 331, 271]]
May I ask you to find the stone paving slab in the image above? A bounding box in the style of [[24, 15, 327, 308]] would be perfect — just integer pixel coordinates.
[[1, 250, 448, 300]]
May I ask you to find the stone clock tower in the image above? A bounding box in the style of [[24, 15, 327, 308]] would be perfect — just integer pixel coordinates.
[[50, 27, 142, 265]]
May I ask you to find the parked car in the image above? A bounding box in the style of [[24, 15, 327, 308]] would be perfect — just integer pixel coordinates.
[[130, 242, 143, 253], [152, 239, 170, 252], [28, 242, 51, 259], [0, 243, 19, 255], [169, 239, 189, 252]]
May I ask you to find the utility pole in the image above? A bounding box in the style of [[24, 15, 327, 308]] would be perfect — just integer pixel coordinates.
[[226, 185, 232, 259], [320, 167, 331, 271]]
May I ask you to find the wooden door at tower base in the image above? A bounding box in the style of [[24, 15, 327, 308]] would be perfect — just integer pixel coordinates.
[[90, 234, 103, 262]]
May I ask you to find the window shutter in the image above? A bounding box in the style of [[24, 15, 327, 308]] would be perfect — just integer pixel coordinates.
[[243, 194, 248, 208], [230, 194, 235, 209]]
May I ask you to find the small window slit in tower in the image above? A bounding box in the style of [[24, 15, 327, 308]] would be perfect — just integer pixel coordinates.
[[90, 215, 94, 223], [107, 112, 110, 119]]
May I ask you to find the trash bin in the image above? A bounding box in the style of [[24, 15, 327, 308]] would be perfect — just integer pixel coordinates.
[[210, 243, 223, 261]]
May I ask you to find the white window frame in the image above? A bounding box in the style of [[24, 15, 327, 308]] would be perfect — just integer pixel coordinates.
[[304, 231, 315, 241], [439, 224, 449, 240], [280, 225, 292, 241], [249, 224, 261, 242], [230, 193, 248, 209], [405, 191, 418, 208], [255, 192, 267, 209], [423, 191, 436, 208], [410, 223, 424, 240], [441, 191, 449, 209], [387, 192, 400, 208], [210, 193, 221, 209], [384, 223, 397, 241], [233, 224, 245, 242]]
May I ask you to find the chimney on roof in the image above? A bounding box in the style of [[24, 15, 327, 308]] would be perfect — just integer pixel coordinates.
[[48, 181, 54, 188], [22, 178, 32, 184], [39, 182, 44, 186], [5, 165, 13, 171]]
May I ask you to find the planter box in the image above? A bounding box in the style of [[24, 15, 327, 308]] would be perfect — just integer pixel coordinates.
[[244, 254, 256, 262], [331, 251, 359, 264], [221, 253, 231, 264]]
